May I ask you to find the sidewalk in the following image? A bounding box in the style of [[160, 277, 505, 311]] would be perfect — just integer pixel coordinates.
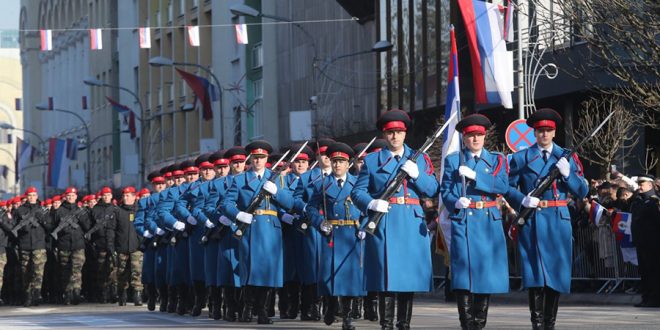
[[418, 290, 640, 306]]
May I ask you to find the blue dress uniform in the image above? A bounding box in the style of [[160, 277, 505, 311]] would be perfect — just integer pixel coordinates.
[[351, 109, 438, 329], [506, 109, 588, 329], [439, 114, 509, 329], [220, 140, 294, 324]]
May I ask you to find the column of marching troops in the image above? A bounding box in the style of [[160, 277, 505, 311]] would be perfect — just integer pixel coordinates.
[[0, 108, 658, 330]]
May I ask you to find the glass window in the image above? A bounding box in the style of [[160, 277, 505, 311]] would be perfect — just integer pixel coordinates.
[[253, 79, 263, 99], [252, 43, 263, 69]]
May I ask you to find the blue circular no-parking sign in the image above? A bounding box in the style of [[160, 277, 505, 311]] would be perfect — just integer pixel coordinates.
[[505, 119, 535, 152]]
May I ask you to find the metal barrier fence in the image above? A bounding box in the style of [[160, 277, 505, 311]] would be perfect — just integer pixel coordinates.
[[432, 225, 640, 294]]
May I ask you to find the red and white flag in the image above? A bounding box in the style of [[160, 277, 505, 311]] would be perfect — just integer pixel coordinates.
[[139, 27, 151, 49], [90, 28, 103, 50], [40, 29, 53, 51], [187, 26, 200, 47], [235, 24, 248, 44]]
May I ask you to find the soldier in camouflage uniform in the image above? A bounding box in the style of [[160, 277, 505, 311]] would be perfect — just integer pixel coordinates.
[[12, 187, 49, 307], [89, 187, 118, 303], [47, 187, 91, 305], [0, 200, 12, 305], [109, 186, 143, 306]]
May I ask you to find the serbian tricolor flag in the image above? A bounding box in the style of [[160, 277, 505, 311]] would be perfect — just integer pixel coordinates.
[[187, 26, 200, 47], [611, 212, 637, 264], [40, 29, 53, 51], [501, 0, 514, 43], [139, 27, 151, 49], [457, 0, 513, 108], [47, 138, 70, 189], [176, 68, 215, 121], [106, 97, 137, 139], [90, 28, 103, 50], [589, 200, 605, 225], [611, 211, 631, 242], [436, 26, 461, 266], [235, 24, 248, 44]]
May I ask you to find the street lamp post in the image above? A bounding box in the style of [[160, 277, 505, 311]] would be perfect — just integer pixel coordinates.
[[148, 56, 225, 149], [83, 78, 147, 187], [318, 40, 393, 76], [35, 103, 92, 193], [0, 122, 48, 197]]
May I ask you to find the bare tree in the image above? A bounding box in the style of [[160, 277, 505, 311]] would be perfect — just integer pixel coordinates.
[[639, 146, 659, 175]]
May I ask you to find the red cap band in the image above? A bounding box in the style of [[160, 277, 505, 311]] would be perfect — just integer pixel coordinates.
[[382, 120, 407, 131], [151, 176, 165, 184], [214, 158, 230, 166], [462, 125, 486, 135], [184, 166, 199, 174], [330, 151, 350, 160], [164, 172, 173, 178], [533, 120, 556, 129], [318, 146, 328, 155], [199, 161, 214, 169], [250, 148, 269, 156], [229, 154, 246, 162], [173, 170, 185, 177], [295, 153, 310, 161]]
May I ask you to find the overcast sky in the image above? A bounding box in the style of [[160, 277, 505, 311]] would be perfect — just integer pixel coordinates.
[[0, 0, 20, 31]]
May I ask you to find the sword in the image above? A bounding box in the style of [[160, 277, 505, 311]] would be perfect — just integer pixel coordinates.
[[349, 136, 377, 169]]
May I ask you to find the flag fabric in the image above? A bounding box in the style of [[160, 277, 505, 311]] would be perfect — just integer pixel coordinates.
[[106, 96, 130, 114], [589, 200, 606, 225], [176, 68, 214, 120], [81, 96, 88, 110], [47, 138, 71, 189], [128, 111, 136, 139], [457, 0, 513, 108], [502, 0, 514, 43], [16, 137, 33, 183], [15, 98, 21, 111], [90, 28, 103, 50], [139, 27, 151, 49], [106, 97, 137, 139], [436, 26, 461, 265], [66, 138, 79, 161], [40, 29, 53, 51], [235, 24, 249, 44], [187, 26, 200, 47], [611, 211, 637, 264]]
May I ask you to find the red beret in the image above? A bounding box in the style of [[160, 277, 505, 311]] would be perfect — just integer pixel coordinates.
[[65, 187, 78, 194], [25, 186, 38, 194]]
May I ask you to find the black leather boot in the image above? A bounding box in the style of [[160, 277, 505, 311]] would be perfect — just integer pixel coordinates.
[[310, 285, 322, 321], [147, 284, 156, 311], [167, 286, 177, 313], [351, 296, 362, 319], [378, 292, 395, 330], [224, 287, 238, 322], [72, 289, 81, 305], [118, 288, 127, 306], [528, 288, 544, 330], [191, 281, 205, 317], [176, 285, 188, 315], [257, 287, 274, 324], [455, 290, 473, 330], [134, 290, 144, 307], [396, 292, 413, 330], [23, 290, 33, 307], [63, 290, 73, 305], [285, 282, 300, 319], [341, 296, 356, 330], [543, 287, 560, 330], [109, 284, 118, 304], [300, 284, 313, 320], [211, 286, 223, 320], [472, 294, 490, 329], [32, 289, 42, 306], [324, 296, 338, 325], [265, 288, 275, 317], [158, 286, 169, 312], [364, 291, 379, 321], [239, 286, 254, 322], [278, 286, 289, 319]]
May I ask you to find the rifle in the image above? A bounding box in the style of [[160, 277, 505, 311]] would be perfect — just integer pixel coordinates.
[[234, 142, 309, 239], [10, 207, 48, 237], [364, 112, 458, 235], [83, 211, 114, 241], [50, 208, 87, 240], [516, 111, 615, 226]]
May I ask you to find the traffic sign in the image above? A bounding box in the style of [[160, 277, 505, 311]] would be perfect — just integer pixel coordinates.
[[505, 119, 535, 152]]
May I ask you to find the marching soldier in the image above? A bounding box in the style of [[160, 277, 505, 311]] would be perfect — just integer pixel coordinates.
[[48, 187, 91, 305], [440, 115, 510, 329], [293, 138, 335, 322], [506, 108, 588, 329], [351, 109, 439, 329], [110, 186, 143, 306], [630, 174, 660, 307], [308, 142, 366, 330], [221, 140, 294, 324], [0, 200, 11, 305], [89, 186, 118, 303]]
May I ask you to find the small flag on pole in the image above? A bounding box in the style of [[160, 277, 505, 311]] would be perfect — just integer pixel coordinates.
[[139, 27, 151, 49], [81, 96, 88, 110], [90, 28, 103, 50], [187, 26, 200, 47], [589, 200, 606, 225], [40, 29, 53, 51], [235, 24, 249, 44], [15, 98, 21, 111]]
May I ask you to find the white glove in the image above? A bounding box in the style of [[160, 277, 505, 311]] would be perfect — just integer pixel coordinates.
[[236, 211, 253, 224], [357, 231, 366, 240], [143, 230, 153, 238], [454, 197, 471, 209], [155, 227, 166, 236], [262, 181, 278, 195], [401, 160, 419, 180], [204, 220, 216, 229], [522, 194, 540, 208], [173, 221, 186, 231], [367, 199, 390, 213], [186, 215, 197, 225], [458, 166, 476, 180], [281, 213, 295, 225], [219, 215, 232, 226], [556, 157, 571, 178]]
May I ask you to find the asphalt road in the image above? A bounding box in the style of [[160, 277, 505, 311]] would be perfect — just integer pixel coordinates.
[[0, 298, 659, 329]]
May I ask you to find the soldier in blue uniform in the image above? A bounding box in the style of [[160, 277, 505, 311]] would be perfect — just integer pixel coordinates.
[[133, 171, 167, 311], [158, 165, 176, 312], [352, 109, 439, 329], [308, 142, 366, 330], [292, 138, 334, 321], [221, 141, 294, 324], [209, 146, 246, 322], [440, 114, 510, 330], [506, 109, 588, 330]]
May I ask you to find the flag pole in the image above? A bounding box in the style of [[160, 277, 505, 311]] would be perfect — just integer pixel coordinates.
[[516, 0, 524, 119]]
